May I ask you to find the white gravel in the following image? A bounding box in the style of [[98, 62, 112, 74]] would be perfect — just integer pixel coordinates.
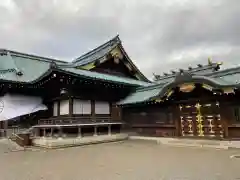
[[0, 140, 240, 180]]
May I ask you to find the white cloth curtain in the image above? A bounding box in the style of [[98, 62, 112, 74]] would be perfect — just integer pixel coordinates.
[[53, 101, 58, 116], [0, 93, 47, 121], [59, 100, 69, 115], [73, 99, 91, 114], [95, 101, 110, 114]]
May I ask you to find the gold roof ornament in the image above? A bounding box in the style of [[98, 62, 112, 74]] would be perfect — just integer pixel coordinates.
[[208, 57, 212, 65], [202, 84, 213, 91], [179, 83, 195, 93]]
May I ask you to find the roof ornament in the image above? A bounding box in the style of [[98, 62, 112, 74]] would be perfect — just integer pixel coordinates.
[[153, 73, 161, 81], [175, 71, 193, 82], [208, 57, 212, 65], [188, 66, 193, 70], [16, 71, 23, 76], [197, 64, 203, 68], [179, 69, 184, 73], [50, 61, 57, 69], [171, 70, 176, 74], [163, 73, 168, 76]]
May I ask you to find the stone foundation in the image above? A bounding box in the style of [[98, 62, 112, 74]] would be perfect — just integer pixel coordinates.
[[33, 133, 128, 149]]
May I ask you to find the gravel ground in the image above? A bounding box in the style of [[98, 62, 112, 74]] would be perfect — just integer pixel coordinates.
[[0, 140, 240, 180]]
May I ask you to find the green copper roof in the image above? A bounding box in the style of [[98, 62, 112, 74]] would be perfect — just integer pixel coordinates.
[[118, 87, 161, 105], [72, 36, 121, 66], [70, 35, 150, 82], [118, 71, 240, 105], [0, 49, 153, 87], [0, 49, 67, 83], [58, 67, 153, 87]]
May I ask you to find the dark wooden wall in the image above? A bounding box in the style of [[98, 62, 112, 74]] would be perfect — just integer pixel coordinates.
[[122, 86, 240, 139], [122, 104, 178, 137]]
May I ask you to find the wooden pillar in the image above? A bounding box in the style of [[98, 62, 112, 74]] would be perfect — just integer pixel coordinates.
[[220, 104, 231, 139], [3, 121, 8, 137], [43, 128, 46, 137], [108, 125, 111, 135], [57, 101, 60, 116], [69, 97, 73, 116], [173, 105, 181, 137], [91, 100, 95, 121], [58, 127, 63, 138], [35, 128, 39, 137], [78, 126, 82, 138], [94, 126, 97, 136], [50, 128, 53, 137]]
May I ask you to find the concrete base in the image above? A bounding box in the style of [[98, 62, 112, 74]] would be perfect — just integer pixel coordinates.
[[129, 136, 240, 149], [33, 134, 128, 149]]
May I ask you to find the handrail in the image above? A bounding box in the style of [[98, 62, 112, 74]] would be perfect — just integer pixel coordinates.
[[39, 115, 111, 121], [11, 133, 24, 141]]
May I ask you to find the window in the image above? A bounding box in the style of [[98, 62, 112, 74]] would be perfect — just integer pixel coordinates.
[[234, 107, 240, 122], [53, 101, 58, 116], [73, 99, 91, 114], [60, 100, 69, 115], [95, 101, 110, 114]]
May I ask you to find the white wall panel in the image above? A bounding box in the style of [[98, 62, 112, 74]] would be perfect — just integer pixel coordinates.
[[95, 101, 110, 114], [73, 99, 83, 114], [60, 100, 69, 115], [73, 99, 91, 114], [82, 100, 91, 114], [53, 101, 58, 116]]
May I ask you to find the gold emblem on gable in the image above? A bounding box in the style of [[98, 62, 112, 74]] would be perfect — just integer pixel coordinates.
[[179, 83, 195, 93]]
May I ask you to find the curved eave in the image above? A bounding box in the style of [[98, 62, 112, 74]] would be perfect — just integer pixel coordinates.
[[153, 76, 240, 99], [0, 67, 53, 84], [55, 68, 150, 87], [0, 65, 152, 87], [118, 75, 240, 106]]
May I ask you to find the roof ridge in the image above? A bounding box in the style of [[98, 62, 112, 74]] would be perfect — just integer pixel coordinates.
[[72, 35, 121, 63], [0, 49, 67, 64], [154, 62, 221, 81], [207, 66, 240, 77]]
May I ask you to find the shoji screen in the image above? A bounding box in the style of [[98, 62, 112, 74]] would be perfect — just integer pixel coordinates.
[[53, 101, 58, 116], [59, 100, 69, 115], [95, 101, 110, 114], [73, 99, 91, 114]]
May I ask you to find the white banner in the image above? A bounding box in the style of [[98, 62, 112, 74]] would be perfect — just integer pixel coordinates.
[[0, 93, 47, 121]]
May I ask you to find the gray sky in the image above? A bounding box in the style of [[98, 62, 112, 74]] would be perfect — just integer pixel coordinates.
[[0, 0, 239, 78]]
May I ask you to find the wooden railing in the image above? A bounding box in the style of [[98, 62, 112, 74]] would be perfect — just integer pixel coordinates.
[[38, 116, 122, 125]]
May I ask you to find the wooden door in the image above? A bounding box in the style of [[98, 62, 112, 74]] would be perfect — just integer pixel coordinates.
[[200, 102, 223, 138], [179, 104, 197, 137], [180, 102, 223, 138]]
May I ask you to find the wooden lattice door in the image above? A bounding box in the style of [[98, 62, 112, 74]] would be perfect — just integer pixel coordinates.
[[200, 102, 223, 138], [179, 104, 197, 137], [180, 102, 223, 138]]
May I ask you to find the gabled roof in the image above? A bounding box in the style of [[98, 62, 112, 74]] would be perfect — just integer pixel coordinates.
[[70, 36, 150, 82], [72, 35, 121, 65], [118, 66, 240, 105], [0, 49, 153, 87]]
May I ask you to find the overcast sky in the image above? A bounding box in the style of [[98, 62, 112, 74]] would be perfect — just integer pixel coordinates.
[[0, 0, 239, 78]]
